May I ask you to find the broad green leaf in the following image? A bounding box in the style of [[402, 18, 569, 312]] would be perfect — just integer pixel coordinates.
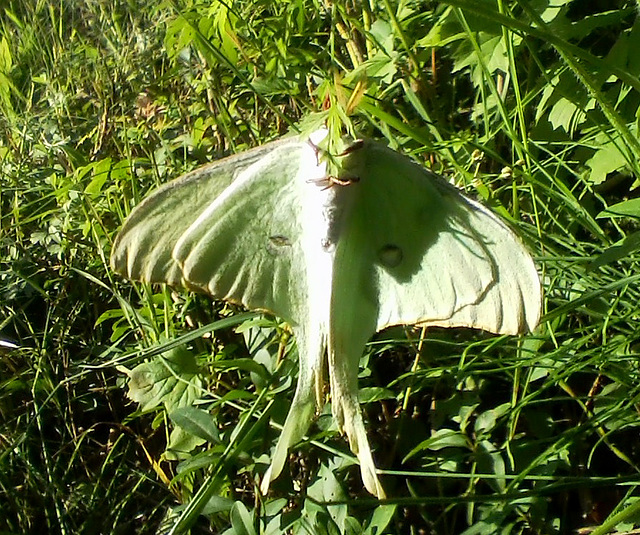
[[585, 138, 629, 185], [364, 504, 397, 535], [475, 439, 506, 493], [589, 231, 640, 269], [404, 429, 469, 462], [229, 501, 257, 535], [307, 461, 352, 534], [123, 345, 202, 413], [474, 402, 511, 436], [84, 158, 112, 196], [169, 406, 220, 443], [359, 386, 395, 403], [164, 425, 206, 461], [598, 198, 640, 218], [201, 495, 235, 515]]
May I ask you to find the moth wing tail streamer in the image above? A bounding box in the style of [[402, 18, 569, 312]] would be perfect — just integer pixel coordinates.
[[260, 324, 327, 495], [323, 139, 542, 498], [329, 352, 385, 499]]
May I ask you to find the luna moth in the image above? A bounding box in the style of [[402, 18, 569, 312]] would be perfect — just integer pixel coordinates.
[[110, 128, 541, 498]]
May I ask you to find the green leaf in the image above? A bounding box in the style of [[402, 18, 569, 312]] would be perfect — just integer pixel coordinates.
[[589, 231, 640, 269], [169, 406, 220, 443], [404, 429, 469, 462], [359, 386, 395, 403], [84, 158, 112, 196], [475, 440, 506, 493], [306, 461, 353, 534], [474, 403, 510, 436], [0, 36, 12, 73], [364, 504, 397, 535], [585, 139, 629, 185], [229, 501, 257, 535], [164, 425, 206, 461], [123, 345, 203, 413], [201, 495, 235, 515], [598, 198, 640, 218]]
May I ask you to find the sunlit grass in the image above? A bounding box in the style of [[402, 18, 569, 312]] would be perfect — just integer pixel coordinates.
[[1, 0, 639, 533]]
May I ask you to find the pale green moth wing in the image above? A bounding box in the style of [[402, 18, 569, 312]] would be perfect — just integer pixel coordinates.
[[325, 139, 540, 497], [112, 135, 310, 324], [112, 131, 336, 499], [336, 139, 541, 335]]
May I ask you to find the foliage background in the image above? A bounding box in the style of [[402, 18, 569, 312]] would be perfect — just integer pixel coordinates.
[[1, 0, 640, 533]]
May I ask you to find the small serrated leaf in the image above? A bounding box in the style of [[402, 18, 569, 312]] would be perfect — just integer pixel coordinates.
[[125, 345, 202, 412]]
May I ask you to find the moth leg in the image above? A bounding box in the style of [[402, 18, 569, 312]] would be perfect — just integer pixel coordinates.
[[306, 174, 360, 190], [327, 174, 360, 186], [306, 176, 333, 188]]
